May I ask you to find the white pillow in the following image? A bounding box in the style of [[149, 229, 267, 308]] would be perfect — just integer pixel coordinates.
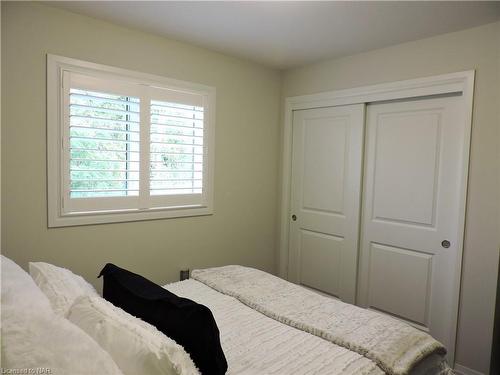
[[29, 261, 98, 316], [68, 295, 200, 375], [1, 256, 52, 313], [1, 255, 123, 375]]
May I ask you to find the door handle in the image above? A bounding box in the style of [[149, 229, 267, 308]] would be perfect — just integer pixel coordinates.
[[291, 214, 297, 221], [441, 240, 451, 248]]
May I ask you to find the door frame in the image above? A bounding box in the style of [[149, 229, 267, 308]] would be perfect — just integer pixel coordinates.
[[279, 70, 475, 362]]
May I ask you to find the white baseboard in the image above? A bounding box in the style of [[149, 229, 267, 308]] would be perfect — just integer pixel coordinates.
[[454, 363, 485, 375]]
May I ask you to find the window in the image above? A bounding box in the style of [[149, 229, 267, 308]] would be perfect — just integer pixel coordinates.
[[47, 55, 215, 227]]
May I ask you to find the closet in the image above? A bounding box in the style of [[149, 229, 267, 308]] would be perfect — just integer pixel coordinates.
[[283, 72, 474, 364]]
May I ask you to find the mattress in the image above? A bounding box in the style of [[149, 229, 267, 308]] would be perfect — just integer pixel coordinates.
[[164, 279, 448, 375]]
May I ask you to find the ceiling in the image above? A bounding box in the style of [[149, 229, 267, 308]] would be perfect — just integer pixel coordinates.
[[47, 1, 500, 69]]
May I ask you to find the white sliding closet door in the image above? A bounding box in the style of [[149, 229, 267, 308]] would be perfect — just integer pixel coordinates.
[[358, 95, 467, 362], [289, 104, 364, 303]]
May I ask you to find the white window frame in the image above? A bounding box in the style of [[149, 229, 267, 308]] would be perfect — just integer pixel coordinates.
[[47, 54, 216, 227]]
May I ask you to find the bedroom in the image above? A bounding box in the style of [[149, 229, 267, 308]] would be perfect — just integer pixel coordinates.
[[1, 1, 499, 375]]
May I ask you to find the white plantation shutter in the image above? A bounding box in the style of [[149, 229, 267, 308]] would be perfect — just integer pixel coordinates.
[[49, 61, 214, 226], [69, 89, 141, 198], [149, 100, 204, 196]]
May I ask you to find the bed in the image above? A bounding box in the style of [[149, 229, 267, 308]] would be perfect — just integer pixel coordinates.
[[165, 266, 452, 375], [1, 256, 452, 375]]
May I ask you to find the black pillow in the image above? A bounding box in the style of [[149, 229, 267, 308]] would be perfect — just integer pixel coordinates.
[[98, 263, 227, 375]]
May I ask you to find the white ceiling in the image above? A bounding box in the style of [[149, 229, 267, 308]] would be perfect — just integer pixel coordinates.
[[47, 1, 500, 69]]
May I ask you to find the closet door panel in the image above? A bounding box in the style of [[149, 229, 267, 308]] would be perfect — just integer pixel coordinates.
[[299, 230, 342, 297], [358, 95, 466, 363], [289, 104, 364, 303], [371, 111, 440, 226], [301, 116, 346, 213], [367, 243, 432, 326]]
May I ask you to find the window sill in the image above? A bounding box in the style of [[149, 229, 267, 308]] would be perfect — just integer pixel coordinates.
[[48, 205, 213, 227]]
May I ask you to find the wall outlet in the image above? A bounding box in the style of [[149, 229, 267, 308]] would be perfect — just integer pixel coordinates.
[[180, 269, 190, 281]]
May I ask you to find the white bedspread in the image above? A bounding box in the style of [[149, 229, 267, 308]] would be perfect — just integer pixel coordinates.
[[164, 278, 450, 375], [190, 266, 452, 375], [166, 279, 383, 375]]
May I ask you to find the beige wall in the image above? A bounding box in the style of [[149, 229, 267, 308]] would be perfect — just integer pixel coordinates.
[[282, 21, 500, 374], [1, 3, 281, 286], [0, 1, 2, 250]]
